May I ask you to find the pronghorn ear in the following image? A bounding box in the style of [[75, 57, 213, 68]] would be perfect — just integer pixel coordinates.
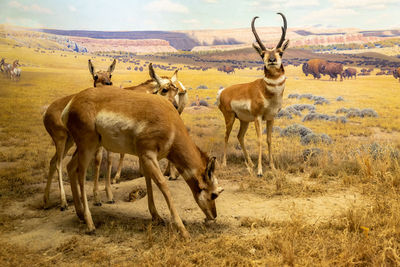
[[281, 40, 290, 52], [171, 69, 178, 83], [88, 60, 95, 77], [206, 156, 216, 181], [149, 63, 162, 85], [108, 59, 116, 73], [252, 43, 263, 57]]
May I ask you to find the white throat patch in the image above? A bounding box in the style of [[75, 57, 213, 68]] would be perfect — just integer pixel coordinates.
[[264, 75, 286, 85]]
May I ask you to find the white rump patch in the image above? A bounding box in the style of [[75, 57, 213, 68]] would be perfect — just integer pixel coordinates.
[[216, 87, 225, 106], [231, 99, 255, 122], [95, 110, 147, 154]]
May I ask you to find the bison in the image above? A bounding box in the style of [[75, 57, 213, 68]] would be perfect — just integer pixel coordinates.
[[393, 67, 400, 82], [321, 62, 343, 81], [343, 68, 357, 79], [302, 59, 327, 79]]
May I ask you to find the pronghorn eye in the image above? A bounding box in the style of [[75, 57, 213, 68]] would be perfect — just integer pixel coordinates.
[[279, 52, 283, 57], [161, 88, 168, 93], [211, 193, 218, 200], [109, 74, 112, 78]]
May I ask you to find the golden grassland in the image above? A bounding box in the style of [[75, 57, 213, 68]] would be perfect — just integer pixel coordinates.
[[1, 43, 400, 266]]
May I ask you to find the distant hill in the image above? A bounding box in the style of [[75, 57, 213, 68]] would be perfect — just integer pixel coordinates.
[[36, 27, 400, 52]]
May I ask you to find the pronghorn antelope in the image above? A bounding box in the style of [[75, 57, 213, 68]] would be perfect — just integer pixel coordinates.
[[9, 60, 21, 81], [88, 59, 115, 86], [217, 13, 289, 177], [0, 58, 5, 72], [62, 87, 223, 238], [43, 59, 116, 210], [112, 64, 188, 183], [43, 61, 188, 210]]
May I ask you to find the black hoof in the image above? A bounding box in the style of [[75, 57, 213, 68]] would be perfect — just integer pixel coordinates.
[[86, 229, 96, 235], [169, 176, 178, 181], [152, 217, 165, 226], [93, 202, 102, 206], [60, 206, 68, 211], [106, 200, 115, 204], [257, 174, 263, 178]]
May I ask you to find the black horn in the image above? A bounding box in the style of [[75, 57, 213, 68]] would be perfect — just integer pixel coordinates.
[[251, 16, 266, 51], [276, 12, 287, 48]]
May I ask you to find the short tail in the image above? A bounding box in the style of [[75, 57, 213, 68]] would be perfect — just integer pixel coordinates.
[[61, 99, 73, 127]]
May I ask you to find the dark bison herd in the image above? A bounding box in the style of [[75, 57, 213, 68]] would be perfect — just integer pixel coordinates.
[[302, 59, 400, 82]]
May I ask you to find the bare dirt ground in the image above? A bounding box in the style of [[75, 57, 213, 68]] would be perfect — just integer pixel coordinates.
[[0, 168, 364, 254]]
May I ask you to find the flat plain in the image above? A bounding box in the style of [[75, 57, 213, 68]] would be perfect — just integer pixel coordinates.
[[0, 42, 400, 266]]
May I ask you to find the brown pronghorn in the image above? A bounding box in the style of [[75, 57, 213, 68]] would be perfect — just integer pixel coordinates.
[[217, 13, 289, 177], [43, 59, 116, 210], [62, 87, 223, 238], [43, 61, 188, 210], [0, 58, 5, 72], [112, 65, 188, 183], [9, 60, 21, 81]]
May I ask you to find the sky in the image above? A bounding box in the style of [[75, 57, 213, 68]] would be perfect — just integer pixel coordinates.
[[1, 0, 400, 31]]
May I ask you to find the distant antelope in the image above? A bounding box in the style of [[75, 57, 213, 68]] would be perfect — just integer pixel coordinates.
[[217, 13, 289, 177], [0, 58, 5, 72], [43, 59, 116, 210], [9, 60, 21, 81], [62, 87, 223, 238]]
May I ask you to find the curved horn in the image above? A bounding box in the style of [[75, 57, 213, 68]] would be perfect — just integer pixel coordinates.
[[251, 16, 266, 51], [276, 12, 287, 49]]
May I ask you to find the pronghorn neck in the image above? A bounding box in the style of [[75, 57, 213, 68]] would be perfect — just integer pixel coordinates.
[[168, 138, 209, 191], [126, 79, 158, 93], [263, 65, 286, 87]]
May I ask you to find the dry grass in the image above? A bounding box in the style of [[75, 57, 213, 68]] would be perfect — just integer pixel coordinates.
[[0, 42, 400, 266]]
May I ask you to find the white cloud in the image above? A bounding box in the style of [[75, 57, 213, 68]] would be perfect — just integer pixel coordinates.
[[144, 0, 189, 13], [301, 8, 358, 24], [182, 19, 199, 25], [248, 0, 319, 9], [8, 1, 53, 14], [329, 0, 397, 9], [203, 0, 218, 3], [68, 5, 77, 12]]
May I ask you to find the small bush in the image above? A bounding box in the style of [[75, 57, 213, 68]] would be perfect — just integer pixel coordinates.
[[280, 124, 313, 138], [336, 96, 345, 101], [196, 85, 208, 89]]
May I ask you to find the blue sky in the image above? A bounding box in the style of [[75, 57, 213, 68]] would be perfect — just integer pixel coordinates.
[[1, 0, 399, 31]]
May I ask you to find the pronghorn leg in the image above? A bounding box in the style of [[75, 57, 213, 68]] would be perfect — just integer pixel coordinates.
[[105, 150, 114, 204], [254, 117, 263, 177], [237, 120, 254, 169], [141, 158, 163, 224], [164, 161, 179, 180], [67, 150, 84, 220], [93, 147, 103, 206], [140, 153, 189, 239], [223, 113, 235, 167], [77, 145, 98, 234], [112, 153, 124, 184], [43, 153, 57, 209], [266, 120, 276, 170], [51, 136, 70, 211]]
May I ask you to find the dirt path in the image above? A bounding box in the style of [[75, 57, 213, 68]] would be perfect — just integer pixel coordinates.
[[0, 176, 364, 252]]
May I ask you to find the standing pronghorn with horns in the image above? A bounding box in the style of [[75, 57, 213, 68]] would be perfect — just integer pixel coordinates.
[[217, 13, 289, 177]]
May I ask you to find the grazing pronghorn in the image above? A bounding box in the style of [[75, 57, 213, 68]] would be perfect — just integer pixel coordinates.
[[111, 65, 188, 183], [43, 61, 188, 210], [9, 60, 21, 81], [43, 59, 116, 210], [62, 87, 223, 238], [217, 13, 289, 177]]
